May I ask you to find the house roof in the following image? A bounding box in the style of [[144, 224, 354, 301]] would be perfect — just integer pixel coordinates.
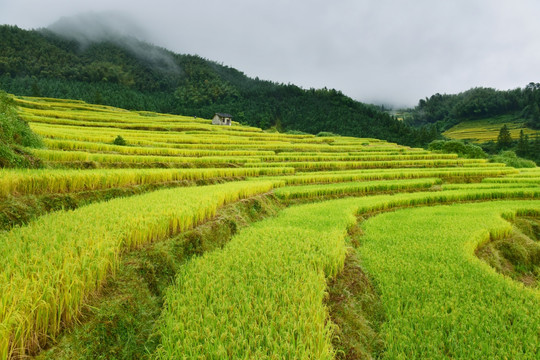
[[215, 112, 233, 118]]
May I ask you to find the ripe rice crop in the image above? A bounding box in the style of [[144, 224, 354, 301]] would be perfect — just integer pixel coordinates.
[[443, 116, 537, 142], [273, 178, 442, 200], [482, 177, 540, 184], [245, 159, 488, 170], [23, 114, 220, 132], [43, 138, 275, 157], [508, 172, 540, 178], [442, 182, 539, 190], [20, 107, 210, 125], [30, 149, 261, 166], [0, 180, 280, 359], [258, 153, 458, 162], [0, 168, 293, 197], [258, 167, 516, 185]]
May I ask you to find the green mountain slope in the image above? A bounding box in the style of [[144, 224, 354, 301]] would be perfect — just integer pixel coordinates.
[[443, 113, 537, 142], [0, 25, 436, 147], [404, 85, 540, 131]]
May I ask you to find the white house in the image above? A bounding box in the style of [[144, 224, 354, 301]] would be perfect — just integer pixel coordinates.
[[212, 113, 233, 126]]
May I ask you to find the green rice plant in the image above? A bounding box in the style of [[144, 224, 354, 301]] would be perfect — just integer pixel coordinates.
[[350, 188, 540, 212], [274, 178, 442, 200], [0, 180, 280, 359], [358, 201, 540, 358], [154, 192, 360, 359], [154, 191, 540, 359]]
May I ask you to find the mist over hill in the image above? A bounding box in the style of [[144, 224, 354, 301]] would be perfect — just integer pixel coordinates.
[[0, 19, 438, 146]]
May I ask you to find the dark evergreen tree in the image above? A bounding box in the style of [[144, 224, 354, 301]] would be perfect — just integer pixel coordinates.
[[527, 103, 540, 129], [496, 125, 513, 150], [516, 130, 530, 157]]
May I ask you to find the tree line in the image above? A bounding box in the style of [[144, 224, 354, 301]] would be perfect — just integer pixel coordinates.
[[491, 125, 540, 164], [405, 84, 540, 131]]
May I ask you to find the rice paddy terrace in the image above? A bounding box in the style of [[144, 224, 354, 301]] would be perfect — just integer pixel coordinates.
[[1, 96, 539, 359], [443, 114, 538, 143]]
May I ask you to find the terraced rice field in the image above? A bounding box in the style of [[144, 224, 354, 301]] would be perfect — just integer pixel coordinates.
[[443, 115, 538, 142], [1, 96, 539, 359]]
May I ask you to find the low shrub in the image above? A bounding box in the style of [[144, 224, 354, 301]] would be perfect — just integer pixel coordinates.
[[428, 139, 487, 158], [113, 135, 127, 146], [491, 150, 536, 168]]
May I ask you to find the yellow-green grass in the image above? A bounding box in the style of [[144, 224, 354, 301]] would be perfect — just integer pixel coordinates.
[[0, 180, 280, 359], [0, 168, 293, 197], [155, 192, 540, 359], [273, 178, 442, 200], [443, 115, 538, 143], [359, 201, 540, 358]]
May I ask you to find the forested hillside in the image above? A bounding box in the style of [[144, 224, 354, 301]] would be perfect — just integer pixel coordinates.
[[0, 25, 437, 147], [405, 84, 540, 130]]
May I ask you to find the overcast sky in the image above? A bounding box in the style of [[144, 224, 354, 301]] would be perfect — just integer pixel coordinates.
[[1, 0, 539, 107]]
